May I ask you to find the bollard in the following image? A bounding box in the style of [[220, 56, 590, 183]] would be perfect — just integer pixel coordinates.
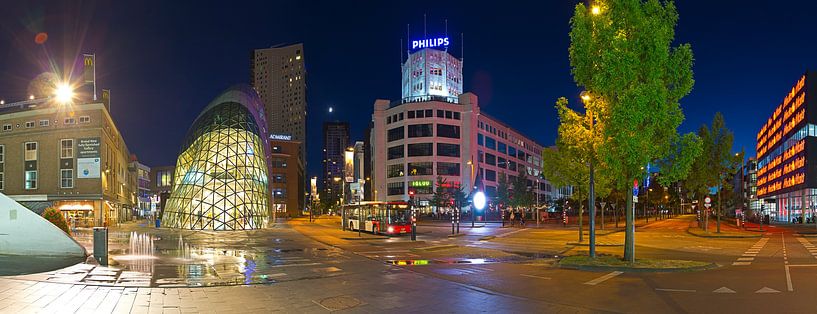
[[93, 227, 108, 266]]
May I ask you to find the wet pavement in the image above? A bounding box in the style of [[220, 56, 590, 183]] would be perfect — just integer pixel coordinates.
[[15, 221, 355, 288]]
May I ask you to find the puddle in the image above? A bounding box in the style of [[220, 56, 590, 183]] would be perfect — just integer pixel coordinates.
[[386, 258, 498, 266]]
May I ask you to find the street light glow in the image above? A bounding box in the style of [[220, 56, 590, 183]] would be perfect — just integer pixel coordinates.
[[473, 191, 487, 210], [580, 91, 592, 101], [54, 83, 74, 104], [591, 5, 601, 15]]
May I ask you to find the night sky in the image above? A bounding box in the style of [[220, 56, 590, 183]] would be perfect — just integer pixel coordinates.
[[1, 1, 817, 179]]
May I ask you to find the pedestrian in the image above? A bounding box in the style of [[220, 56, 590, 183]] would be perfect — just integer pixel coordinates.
[[510, 210, 516, 227]]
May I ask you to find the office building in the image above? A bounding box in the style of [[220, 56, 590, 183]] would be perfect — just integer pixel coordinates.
[[322, 121, 350, 206], [130, 159, 152, 218], [370, 39, 568, 213], [149, 165, 174, 215], [756, 71, 815, 222], [269, 137, 305, 218]]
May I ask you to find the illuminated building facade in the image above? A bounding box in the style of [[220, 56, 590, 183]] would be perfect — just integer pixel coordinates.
[[162, 86, 271, 230], [269, 137, 304, 218], [755, 71, 817, 222], [322, 121, 349, 206], [370, 44, 570, 213]]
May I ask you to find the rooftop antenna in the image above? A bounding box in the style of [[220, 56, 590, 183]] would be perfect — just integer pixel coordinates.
[[461, 32, 464, 63]]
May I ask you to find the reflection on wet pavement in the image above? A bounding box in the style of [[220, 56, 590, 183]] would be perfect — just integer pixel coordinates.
[[43, 225, 351, 287]]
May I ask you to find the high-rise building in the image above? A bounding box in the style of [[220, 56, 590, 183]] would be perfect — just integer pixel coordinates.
[[251, 44, 307, 166], [322, 122, 350, 206]]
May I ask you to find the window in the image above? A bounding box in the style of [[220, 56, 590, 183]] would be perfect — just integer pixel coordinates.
[[486, 170, 497, 182], [408, 162, 433, 176], [273, 188, 287, 198], [416, 110, 425, 118], [61, 169, 73, 188], [410, 182, 433, 195], [25, 171, 37, 189], [485, 153, 496, 166], [437, 143, 460, 157], [271, 158, 288, 168], [60, 139, 73, 158], [498, 142, 507, 154], [157, 170, 172, 187], [388, 126, 404, 142], [25, 121, 34, 128], [437, 162, 460, 176], [79, 116, 91, 123], [453, 112, 461, 120], [437, 124, 460, 139], [518, 150, 526, 160], [271, 145, 283, 153], [509, 161, 517, 172], [387, 116, 391, 124], [437, 110, 444, 118], [64, 118, 76, 125], [486, 186, 497, 197], [388, 145, 404, 160], [0, 173, 4, 190], [0, 145, 4, 163], [39, 120, 49, 127], [388, 182, 405, 195], [485, 136, 496, 150], [407, 143, 433, 157], [2, 124, 10, 132], [498, 157, 507, 169], [408, 111, 415, 119], [388, 164, 404, 177], [24, 142, 37, 161], [272, 174, 286, 183], [478, 134, 484, 146], [508, 146, 517, 157], [425, 109, 433, 117], [407, 124, 433, 138]]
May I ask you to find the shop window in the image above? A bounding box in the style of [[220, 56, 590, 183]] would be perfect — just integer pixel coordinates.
[[388, 164, 404, 177], [408, 162, 433, 176]]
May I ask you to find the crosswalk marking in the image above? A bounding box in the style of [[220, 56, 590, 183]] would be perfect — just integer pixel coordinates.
[[736, 257, 754, 261], [732, 262, 751, 266], [733, 238, 768, 266]]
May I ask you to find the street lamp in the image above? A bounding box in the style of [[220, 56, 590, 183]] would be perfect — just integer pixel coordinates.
[[54, 82, 74, 104], [581, 90, 597, 257], [591, 5, 601, 15]]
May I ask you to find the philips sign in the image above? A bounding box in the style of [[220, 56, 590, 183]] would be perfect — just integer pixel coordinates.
[[411, 37, 449, 50]]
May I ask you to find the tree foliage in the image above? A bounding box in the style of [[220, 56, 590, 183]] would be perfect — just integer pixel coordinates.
[[42, 207, 70, 235], [686, 113, 741, 203], [568, 0, 699, 260]]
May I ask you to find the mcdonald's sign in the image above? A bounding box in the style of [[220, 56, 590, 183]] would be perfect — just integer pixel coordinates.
[[83, 54, 95, 83]]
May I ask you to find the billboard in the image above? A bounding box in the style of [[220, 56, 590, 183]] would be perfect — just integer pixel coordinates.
[[83, 54, 95, 83], [310, 177, 317, 197], [77, 137, 101, 179], [344, 150, 355, 183]]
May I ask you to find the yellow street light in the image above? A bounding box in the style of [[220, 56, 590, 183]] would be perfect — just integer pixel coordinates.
[[591, 5, 601, 15], [580, 91, 592, 102]]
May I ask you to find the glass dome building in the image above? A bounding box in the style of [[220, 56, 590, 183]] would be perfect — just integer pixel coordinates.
[[162, 86, 271, 230]]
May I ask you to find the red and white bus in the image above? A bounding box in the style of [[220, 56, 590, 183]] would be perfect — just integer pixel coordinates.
[[343, 201, 412, 235]]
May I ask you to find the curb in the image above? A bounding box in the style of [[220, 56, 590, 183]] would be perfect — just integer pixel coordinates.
[[685, 227, 761, 238], [340, 237, 389, 241], [558, 261, 719, 273], [566, 242, 623, 247], [478, 236, 496, 241], [447, 233, 466, 238]]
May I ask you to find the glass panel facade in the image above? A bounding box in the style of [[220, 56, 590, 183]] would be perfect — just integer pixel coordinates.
[[388, 145, 404, 160], [437, 143, 460, 157], [388, 126, 404, 142], [408, 124, 433, 138], [162, 100, 269, 231], [407, 143, 433, 157], [408, 162, 433, 176], [437, 124, 460, 139], [437, 162, 460, 176]]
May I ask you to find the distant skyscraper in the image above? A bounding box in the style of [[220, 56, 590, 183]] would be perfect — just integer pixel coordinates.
[[323, 122, 350, 205], [251, 43, 307, 168]]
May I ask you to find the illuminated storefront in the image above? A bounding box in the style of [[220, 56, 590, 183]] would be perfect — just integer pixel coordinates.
[[162, 86, 271, 230], [756, 71, 817, 222]]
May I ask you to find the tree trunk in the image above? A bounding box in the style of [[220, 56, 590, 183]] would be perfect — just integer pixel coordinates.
[[624, 182, 635, 263], [578, 204, 584, 242]]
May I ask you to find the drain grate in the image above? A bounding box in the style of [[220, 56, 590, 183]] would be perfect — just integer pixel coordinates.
[[313, 295, 365, 311]]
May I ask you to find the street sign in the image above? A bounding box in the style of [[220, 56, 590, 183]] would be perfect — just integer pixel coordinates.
[[704, 196, 711, 208], [633, 196, 639, 203], [600, 202, 607, 209]]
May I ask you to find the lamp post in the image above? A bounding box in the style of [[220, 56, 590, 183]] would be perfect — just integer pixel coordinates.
[[581, 91, 597, 257]]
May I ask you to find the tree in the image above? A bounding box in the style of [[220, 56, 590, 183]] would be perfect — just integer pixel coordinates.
[[542, 97, 614, 249], [431, 176, 451, 213], [510, 169, 532, 212], [686, 113, 740, 232], [42, 207, 70, 235], [569, 0, 700, 262], [497, 173, 511, 215]]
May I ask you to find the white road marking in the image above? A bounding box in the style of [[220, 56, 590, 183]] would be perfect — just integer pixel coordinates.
[[655, 288, 696, 293], [736, 257, 754, 261], [520, 274, 551, 280], [742, 253, 757, 257], [583, 271, 623, 285], [713, 287, 736, 293], [756, 287, 780, 293], [732, 262, 751, 266]]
